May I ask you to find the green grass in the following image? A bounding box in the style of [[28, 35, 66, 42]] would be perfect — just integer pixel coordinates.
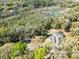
[[34, 48, 46, 59], [10, 42, 27, 59]]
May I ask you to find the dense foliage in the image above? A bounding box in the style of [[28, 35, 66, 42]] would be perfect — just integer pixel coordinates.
[[0, 12, 53, 43], [0, 0, 61, 18], [0, 0, 79, 59], [34, 48, 46, 59], [10, 42, 27, 59]]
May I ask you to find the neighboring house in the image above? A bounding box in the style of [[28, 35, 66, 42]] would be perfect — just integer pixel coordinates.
[[48, 31, 64, 47], [42, 31, 64, 49]]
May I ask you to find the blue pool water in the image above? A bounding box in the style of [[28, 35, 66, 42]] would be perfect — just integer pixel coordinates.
[[48, 8, 65, 16]]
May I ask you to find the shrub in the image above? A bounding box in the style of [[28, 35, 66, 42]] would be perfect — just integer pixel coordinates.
[[68, 6, 79, 15], [34, 48, 46, 59], [62, 20, 72, 32], [0, 27, 9, 37], [10, 42, 27, 59], [66, 46, 73, 58], [0, 43, 14, 59], [52, 22, 62, 29], [51, 17, 64, 29], [68, 15, 77, 22], [71, 54, 79, 59], [0, 27, 10, 44], [71, 28, 79, 36], [0, 7, 54, 43]]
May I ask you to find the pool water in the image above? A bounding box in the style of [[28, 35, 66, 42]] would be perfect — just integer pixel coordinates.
[[48, 8, 65, 16]]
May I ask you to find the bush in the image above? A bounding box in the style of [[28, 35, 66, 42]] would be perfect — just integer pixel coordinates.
[[71, 54, 79, 59], [0, 27, 10, 44], [68, 15, 77, 22], [10, 42, 27, 59], [0, 43, 14, 59], [62, 20, 72, 32], [65, 46, 73, 58], [0, 11, 53, 43], [0, 27, 9, 37], [34, 48, 46, 59], [71, 28, 79, 36], [51, 17, 64, 29]]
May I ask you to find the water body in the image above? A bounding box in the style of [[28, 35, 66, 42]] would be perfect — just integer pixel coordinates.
[[48, 8, 65, 16]]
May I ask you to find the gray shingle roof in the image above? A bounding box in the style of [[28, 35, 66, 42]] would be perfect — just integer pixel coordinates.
[[48, 31, 64, 45]]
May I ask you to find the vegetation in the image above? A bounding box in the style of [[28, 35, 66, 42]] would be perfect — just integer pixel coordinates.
[[34, 48, 46, 59], [62, 20, 72, 32], [10, 42, 27, 59], [0, 13, 53, 44], [0, 0, 61, 18], [0, 0, 79, 59]]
